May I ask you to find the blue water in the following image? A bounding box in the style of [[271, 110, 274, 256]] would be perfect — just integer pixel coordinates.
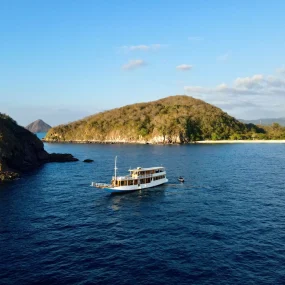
[[36, 132, 47, 140], [1, 143, 285, 285]]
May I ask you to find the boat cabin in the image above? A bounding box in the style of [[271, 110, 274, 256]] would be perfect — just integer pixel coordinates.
[[111, 166, 166, 187], [130, 166, 165, 178]]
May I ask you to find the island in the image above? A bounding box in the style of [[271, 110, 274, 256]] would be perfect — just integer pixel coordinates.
[[26, 119, 52, 133], [44, 95, 285, 144]]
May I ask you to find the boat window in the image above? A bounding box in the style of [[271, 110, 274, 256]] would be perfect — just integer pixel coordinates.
[[134, 179, 138, 185]]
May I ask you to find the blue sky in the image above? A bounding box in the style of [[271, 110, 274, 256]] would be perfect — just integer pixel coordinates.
[[1, 0, 285, 126]]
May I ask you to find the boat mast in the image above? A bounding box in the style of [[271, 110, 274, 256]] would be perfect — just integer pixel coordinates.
[[114, 156, 118, 180]]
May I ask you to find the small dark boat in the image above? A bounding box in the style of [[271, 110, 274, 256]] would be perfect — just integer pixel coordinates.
[[178, 176, 184, 183]]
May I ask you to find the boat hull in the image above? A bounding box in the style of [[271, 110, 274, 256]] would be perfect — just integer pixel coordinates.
[[104, 178, 168, 193]]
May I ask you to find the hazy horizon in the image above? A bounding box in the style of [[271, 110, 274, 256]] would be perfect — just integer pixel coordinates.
[[5, 96, 285, 128]]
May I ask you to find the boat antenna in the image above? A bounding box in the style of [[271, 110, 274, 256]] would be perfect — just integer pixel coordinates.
[[114, 156, 118, 180]]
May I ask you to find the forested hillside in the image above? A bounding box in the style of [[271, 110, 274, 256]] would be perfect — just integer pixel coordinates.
[[45, 95, 266, 143]]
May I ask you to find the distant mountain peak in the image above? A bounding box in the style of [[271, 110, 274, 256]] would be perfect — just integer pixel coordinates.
[[239, 117, 285, 126], [26, 119, 52, 133]]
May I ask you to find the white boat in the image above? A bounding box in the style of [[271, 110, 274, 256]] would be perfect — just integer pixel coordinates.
[[91, 156, 168, 193]]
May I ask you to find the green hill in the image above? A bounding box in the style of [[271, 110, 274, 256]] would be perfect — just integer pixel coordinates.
[[45, 95, 264, 143]]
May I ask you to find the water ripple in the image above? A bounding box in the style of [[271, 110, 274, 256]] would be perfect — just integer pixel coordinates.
[[1, 144, 285, 284]]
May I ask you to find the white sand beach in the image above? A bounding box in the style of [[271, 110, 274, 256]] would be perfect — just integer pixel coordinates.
[[196, 140, 285, 144]]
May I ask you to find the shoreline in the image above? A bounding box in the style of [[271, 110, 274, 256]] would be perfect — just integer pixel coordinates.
[[196, 140, 285, 144], [42, 139, 285, 145]]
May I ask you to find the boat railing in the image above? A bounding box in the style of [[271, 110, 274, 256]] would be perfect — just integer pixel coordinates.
[[112, 172, 165, 181], [112, 176, 133, 181]]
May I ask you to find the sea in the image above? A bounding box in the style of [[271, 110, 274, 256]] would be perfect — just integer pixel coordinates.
[[1, 138, 285, 284], [36, 132, 47, 140]]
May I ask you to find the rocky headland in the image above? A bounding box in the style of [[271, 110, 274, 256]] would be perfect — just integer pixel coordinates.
[[0, 113, 78, 183]]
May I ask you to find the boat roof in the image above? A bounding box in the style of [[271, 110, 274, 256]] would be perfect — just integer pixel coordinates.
[[129, 166, 165, 172]]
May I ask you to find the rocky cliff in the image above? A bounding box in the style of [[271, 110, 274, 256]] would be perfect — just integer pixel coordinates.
[[1, 114, 49, 172], [0, 113, 77, 183], [26, 119, 52, 133]]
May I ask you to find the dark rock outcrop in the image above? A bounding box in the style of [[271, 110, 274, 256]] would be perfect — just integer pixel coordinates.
[[0, 113, 78, 183], [0, 171, 20, 182], [26, 119, 51, 133], [48, 153, 79, 162], [83, 159, 94, 163]]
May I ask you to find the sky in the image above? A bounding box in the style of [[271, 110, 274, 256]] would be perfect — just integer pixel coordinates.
[[0, 0, 285, 126]]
